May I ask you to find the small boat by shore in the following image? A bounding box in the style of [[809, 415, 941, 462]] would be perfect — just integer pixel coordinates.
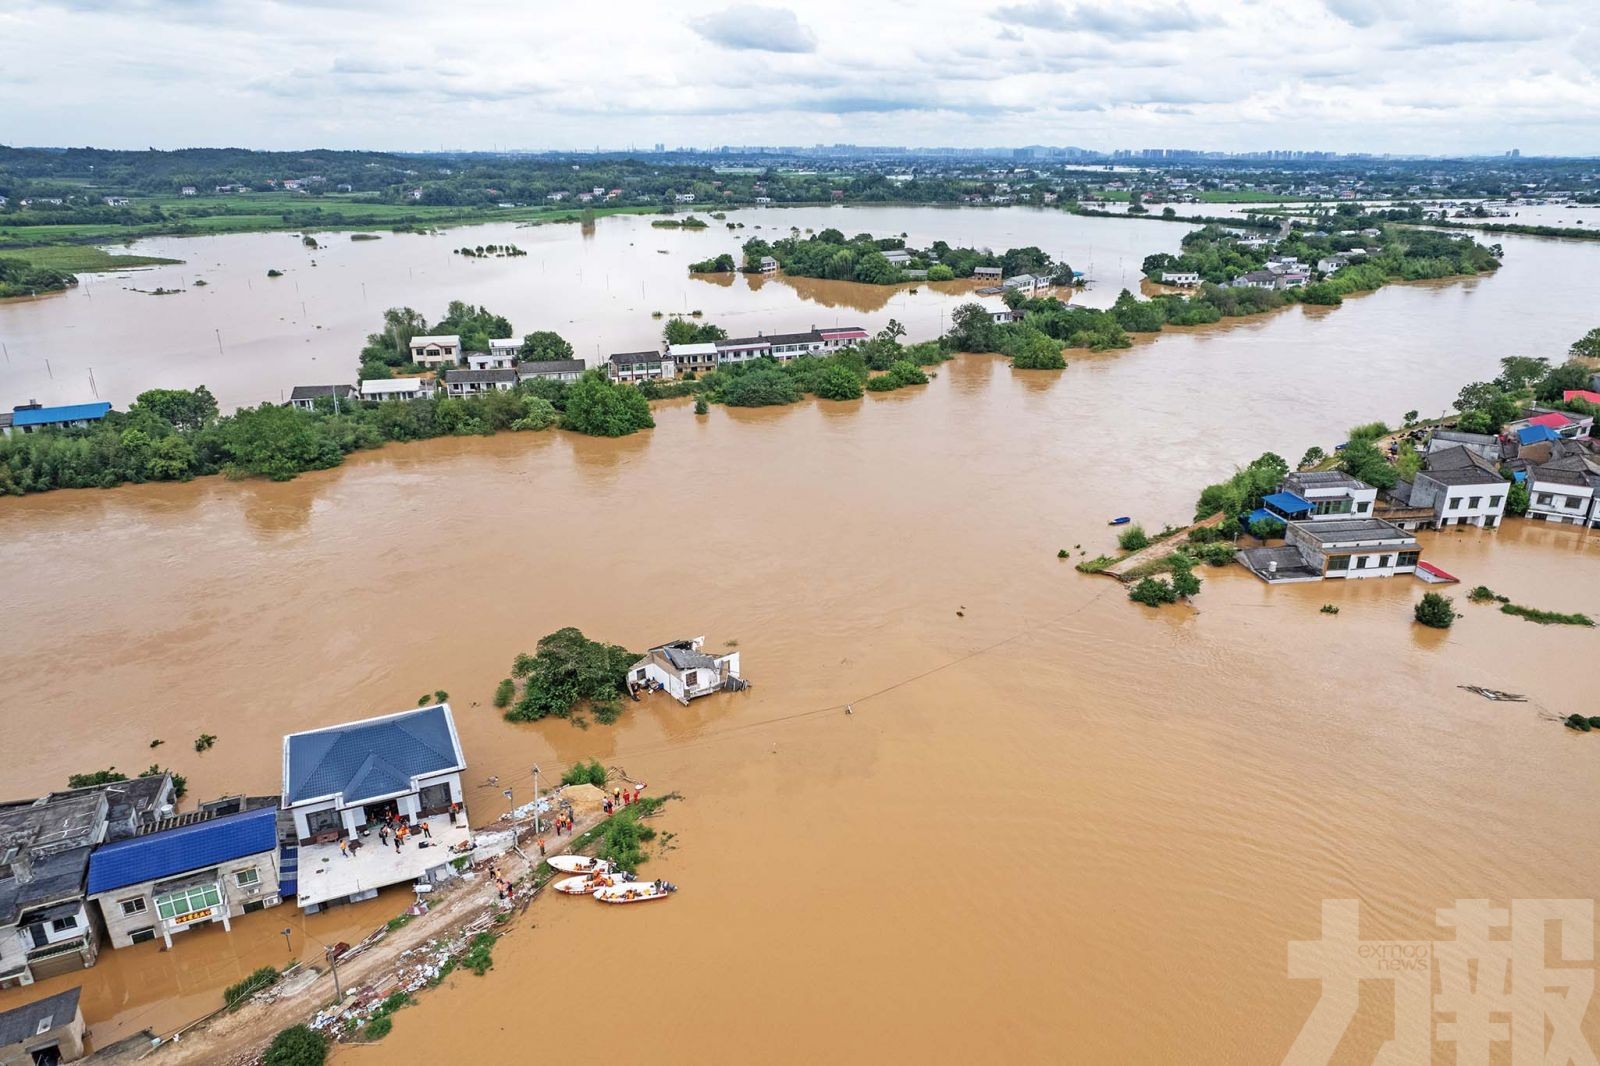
[[1109, 516, 1132, 526], [593, 880, 677, 904], [547, 855, 614, 875], [552, 872, 628, 895]]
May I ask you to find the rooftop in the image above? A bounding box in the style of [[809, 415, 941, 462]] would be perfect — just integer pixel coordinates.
[[289, 385, 356, 401], [1425, 445, 1499, 475], [0, 986, 80, 1048], [1532, 456, 1598, 488], [86, 805, 279, 896], [446, 368, 518, 384], [1417, 467, 1505, 487], [296, 810, 469, 909], [1285, 470, 1372, 492], [409, 334, 460, 347], [361, 377, 426, 393], [1236, 546, 1323, 583], [1517, 424, 1562, 446], [608, 351, 663, 364], [517, 360, 586, 375], [1289, 518, 1417, 546], [10, 402, 112, 428], [284, 705, 464, 807]]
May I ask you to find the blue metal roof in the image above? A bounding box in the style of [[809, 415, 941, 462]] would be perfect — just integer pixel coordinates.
[[1512, 469, 1528, 482], [285, 705, 462, 806], [1517, 424, 1560, 446], [11, 402, 112, 428], [86, 807, 279, 895], [1262, 491, 1313, 514]]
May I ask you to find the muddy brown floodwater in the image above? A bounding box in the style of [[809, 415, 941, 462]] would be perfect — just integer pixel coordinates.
[[1, 216, 1599, 1062]]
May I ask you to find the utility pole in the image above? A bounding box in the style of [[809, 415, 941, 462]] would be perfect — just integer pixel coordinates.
[[325, 945, 344, 1003], [280, 927, 293, 960], [531, 765, 541, 834], [503, 786, 514, 818]]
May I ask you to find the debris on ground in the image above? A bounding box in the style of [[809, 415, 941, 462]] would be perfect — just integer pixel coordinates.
[[1457, 685, 1527, 702]]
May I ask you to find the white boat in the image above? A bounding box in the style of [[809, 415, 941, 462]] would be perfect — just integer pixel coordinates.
[[546, 855, 613, 875], [593, 880, 677, 904], [552, 872, 624, 895]]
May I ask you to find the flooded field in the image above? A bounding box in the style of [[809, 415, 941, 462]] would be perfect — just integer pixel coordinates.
[[1, 214, 1598, 1060], [0, 205, 1183, 411]]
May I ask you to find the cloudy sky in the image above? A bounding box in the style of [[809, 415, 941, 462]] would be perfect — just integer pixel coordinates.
[[4, 0, 1597, 154]]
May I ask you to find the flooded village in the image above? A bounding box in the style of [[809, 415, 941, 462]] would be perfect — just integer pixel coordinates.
[[3, 198, 1600, 1063]]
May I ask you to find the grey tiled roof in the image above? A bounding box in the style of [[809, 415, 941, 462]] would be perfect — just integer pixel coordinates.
[[517, 360, 586, 376], [284, 705, 463, 806], [446, 368, 517, 385], [1290, 518, 1417, 545], [289, 385, 357, 401], [0, 986, 80, 1046], [1286, 471, 1372, 491]]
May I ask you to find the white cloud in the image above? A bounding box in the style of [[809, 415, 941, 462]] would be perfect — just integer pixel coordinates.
[[690, 5, 817, 53], [1, 0, 1596, 153]]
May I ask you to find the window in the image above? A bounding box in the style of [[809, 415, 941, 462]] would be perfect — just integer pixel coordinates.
[[155, 883, 221, 921], [119, 897, 148, 917], [1537, 493, 1553, 505], [1449, 497, 1462, 510], [235, 868, 261, 889], [684, 670, 699, 687], [1566, 497, 1582, 509], [634, 668, 646, 681], [1327, 556, 1350, 571], [1489, 496, 1502, 508], [129, 928, 156, 944], [1378, 555, 1392, 568], [1468, 496, 1481, 509], [1355, 501, 1370, 513], [1398, 551, 1420, 568], [1354, 555, 1367, 569], [50, 915, 77, 933]]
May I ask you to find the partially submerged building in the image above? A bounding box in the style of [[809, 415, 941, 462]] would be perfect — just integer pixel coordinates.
[[0, 986, 85, 1063], [86, 799, 283, 949], [1238, 518, 1420, 584], [282, 705, 470, 913], [629, 638, 744, 704]]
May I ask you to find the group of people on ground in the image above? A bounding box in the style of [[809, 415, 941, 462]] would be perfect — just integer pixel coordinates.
[[602, 783, 645, 815]]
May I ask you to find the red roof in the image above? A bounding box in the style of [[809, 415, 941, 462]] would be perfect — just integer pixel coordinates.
[[820, 327, 868, 339], [1562, 389, 1600, 406], [1527, 412, 1572, 429], [1416, 561, 1458, 582]]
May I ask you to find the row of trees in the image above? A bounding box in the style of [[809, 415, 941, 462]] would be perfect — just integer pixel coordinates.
[[0, 370, 657, 495], [0, 256, 76, 297], [738, 229, 1067, 286]]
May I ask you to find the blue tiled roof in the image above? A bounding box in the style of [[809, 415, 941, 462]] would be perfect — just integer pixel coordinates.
[[284, 705, 462, 806], [1263, 491, 1313, 514], [86, 807, 279, 895], [11, 402, 112, 427], [1517, 424, 1560, 446]]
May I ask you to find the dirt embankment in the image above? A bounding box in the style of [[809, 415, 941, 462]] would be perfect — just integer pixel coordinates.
[[149, 803, 611, 1066]]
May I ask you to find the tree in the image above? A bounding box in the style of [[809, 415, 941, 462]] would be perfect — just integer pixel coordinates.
[[1534, 361, 1593, 403], [360, 307, 426, 370], [1169, 559, 1202, 599], [130, 387, 218, 432], [434, 301, 512, 353], [948, 303, 999, 352], [1506, 479, 1530, 516], [926, 264, 955, 281], [1128, 577, 1178, 606], [68, 767, 128, 788], [1569, 327, 1600, 361], [221, 404, 342, 481], [1414, 592, 1456, 629], [852, 251, 899, 285], [811, 363, 864, 401], [1298, 446, 1325, 469], [518, 331, 574, 361], [1338, 438, 1397, 489], [715, 365, 800, 407], [1496, 356, 1549, 391], [560, 373, 655, 437], [1000, 246, 1053, 278], [505, 628, 637, 722], [262, 1025, 326, 1066], [663, 319, 725, 346]]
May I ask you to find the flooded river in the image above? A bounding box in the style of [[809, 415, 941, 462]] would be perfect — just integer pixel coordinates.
[[1, 213, 1599, 1061]]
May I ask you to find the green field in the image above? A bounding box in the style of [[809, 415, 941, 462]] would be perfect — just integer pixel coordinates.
[[0, 194, 663, 273], [0, 245, 180, 272]]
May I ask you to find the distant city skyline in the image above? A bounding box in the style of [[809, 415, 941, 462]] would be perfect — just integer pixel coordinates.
[[3, 0, 1596, 155]]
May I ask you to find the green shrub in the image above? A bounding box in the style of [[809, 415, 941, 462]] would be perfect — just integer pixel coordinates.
[[363, 1016, 393, 1040], [1566, 715, 1593, 732], [224, 966, 279, 1008], [492, 679, 515, 708], [460, 932, 496, 975], [1117, 525, 1150, 552], [1414, 592, 1456, 629], [262, 1025, 326, 1066], [67, 768, 128, 788], [1248, 517, 1286, 540], [1467, 585, 1505, 604], [1187, 525, 1221, 544], [1128, 577, 1179, 607], [561, 759, 609, 787], [1500, 604, 1594, 627], [1320, 604, 1340, 615], [1195, 542, 1235, 567]]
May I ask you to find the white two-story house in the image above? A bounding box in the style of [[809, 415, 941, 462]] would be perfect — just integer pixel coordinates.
[[407, 335, 461, 368], [1527, 455, 1599, 526]]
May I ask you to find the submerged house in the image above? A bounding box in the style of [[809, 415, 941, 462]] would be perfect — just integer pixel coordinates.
[[288, 385, 357, 412], [86, 799, 282, 950], [0, 986, 86, 1064], [1237, 518, 1420, 583], [0, 402, 112, 438], [282, 705, 470, 913], [628, 638, 744, 704]]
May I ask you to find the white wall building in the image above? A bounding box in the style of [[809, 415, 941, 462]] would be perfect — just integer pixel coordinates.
[[1281, 471, 1378, 519], [360, 377, 434, 402], [1526, 457, 1598, 526], [407, 335, 461, 367], [628, 638, 743, 705]]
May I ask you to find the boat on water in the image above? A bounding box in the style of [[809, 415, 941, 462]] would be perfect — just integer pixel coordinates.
[[1109, 516, 1132, 526], [552, 872, 628, 895], [547, 855, 614, 875], [593, 880, 677, 904]]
